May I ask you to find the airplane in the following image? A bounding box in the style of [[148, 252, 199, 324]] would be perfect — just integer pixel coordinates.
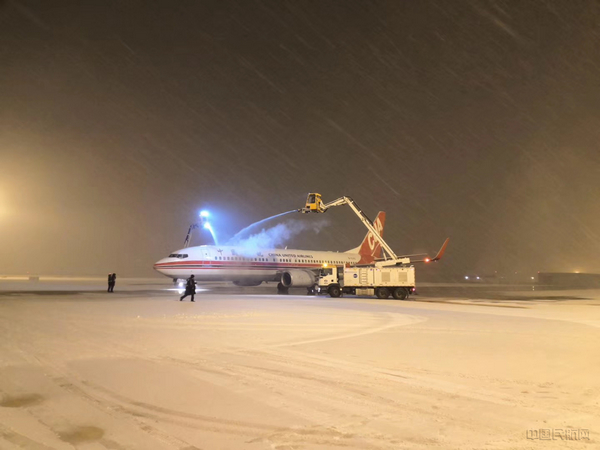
[[154, 212, 389, 294]]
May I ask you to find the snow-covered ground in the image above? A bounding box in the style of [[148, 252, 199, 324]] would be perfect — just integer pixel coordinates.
[[0, 278, 598, 449]]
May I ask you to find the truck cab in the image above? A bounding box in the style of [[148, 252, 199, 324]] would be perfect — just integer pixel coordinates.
[[316, 266, 343, 297], [317, 266, 338, 286]]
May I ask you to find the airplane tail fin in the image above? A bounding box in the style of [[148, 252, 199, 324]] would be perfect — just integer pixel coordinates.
[[345, 211, 386, 264]]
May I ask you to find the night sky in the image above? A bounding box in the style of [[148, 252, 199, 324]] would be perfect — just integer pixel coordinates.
[[1, 0, 600, 279]]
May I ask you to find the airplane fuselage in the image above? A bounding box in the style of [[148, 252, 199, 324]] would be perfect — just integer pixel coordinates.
[[154, 245, 361, 282]]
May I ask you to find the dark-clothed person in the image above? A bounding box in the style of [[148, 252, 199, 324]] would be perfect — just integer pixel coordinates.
[[108, 273, 116, 292], [180, 275, 196, 302]]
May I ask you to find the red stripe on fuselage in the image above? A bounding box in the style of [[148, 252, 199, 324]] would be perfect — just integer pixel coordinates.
[[154, 260, 338, 268], [154, 262, 324, 270]]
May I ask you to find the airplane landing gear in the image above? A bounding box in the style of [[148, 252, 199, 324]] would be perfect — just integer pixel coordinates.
[[277, 282, 289, 295]]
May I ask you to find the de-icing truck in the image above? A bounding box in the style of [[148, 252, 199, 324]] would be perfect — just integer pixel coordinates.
[[299, 193, 449, 300], [315, 264, 416, 299]]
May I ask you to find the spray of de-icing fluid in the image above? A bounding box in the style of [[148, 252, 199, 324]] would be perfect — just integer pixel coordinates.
[[228, 210, 297, 242], [227, 210, 328, 253]]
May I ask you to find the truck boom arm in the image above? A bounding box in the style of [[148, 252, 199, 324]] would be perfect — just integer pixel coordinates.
[[322, 197, 400, 262], [300, 194, 409, 265], [183, 223, 200, 248]]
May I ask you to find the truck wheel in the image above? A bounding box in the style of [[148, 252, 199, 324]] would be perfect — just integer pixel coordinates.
[[328, 285, 341, 298], [375, 287, 390, 299], [392, 287, 408, 300], [277, 282, 289, 295]]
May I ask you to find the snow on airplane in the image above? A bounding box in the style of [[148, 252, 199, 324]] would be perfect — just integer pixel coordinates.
[[154, 212, 389, 293]]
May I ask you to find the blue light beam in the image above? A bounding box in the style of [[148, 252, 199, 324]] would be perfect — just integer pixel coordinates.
[[203, 222, 218, 245]]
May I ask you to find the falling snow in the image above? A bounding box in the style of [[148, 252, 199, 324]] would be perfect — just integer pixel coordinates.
[[1, 0, 600, 279]]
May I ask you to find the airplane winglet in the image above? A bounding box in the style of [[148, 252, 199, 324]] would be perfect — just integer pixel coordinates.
[[428, 238, 449, 262]]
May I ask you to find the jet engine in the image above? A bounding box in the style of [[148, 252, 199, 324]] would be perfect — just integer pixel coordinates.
[[281, 270, 316, 288]]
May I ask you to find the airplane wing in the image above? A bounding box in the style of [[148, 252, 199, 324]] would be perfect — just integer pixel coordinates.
[[422, 238, 449, 263], [394, 238, 450, 263]]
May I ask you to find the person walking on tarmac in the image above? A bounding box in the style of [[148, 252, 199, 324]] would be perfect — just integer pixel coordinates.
[[107, 273, 116, 292], [180, 275, 196, 302]]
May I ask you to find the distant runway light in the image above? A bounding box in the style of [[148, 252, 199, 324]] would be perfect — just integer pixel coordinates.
[[465, 276, 469, 280]]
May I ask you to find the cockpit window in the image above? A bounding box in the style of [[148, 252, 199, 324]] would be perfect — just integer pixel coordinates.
[[168, 253, 188, 259]]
